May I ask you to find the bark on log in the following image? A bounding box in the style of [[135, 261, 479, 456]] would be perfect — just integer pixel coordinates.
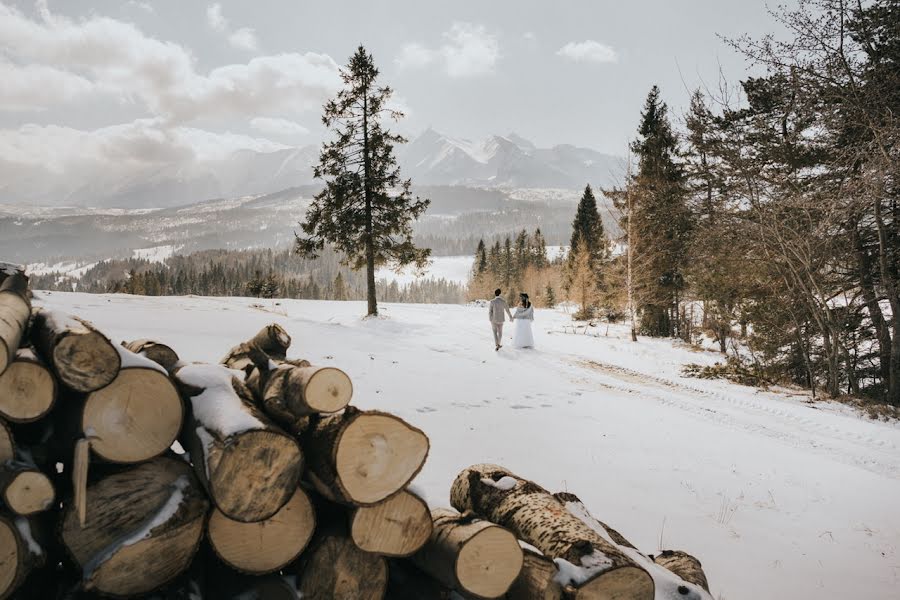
[[123, 339, 180, 372], [30, 309, 120, 393], [506, 543, 564, 600], [220, 323, 291, 375], [60, 456, 208, 598], [0, 459, 55, 516], [0, 513, 44, 600], [350, 488, 432, 557], [301, 407, 429, 506], [0, 272, 30, 377], [0, 263, 25, 288], [207, 486, 315, 574], [0, 349, 56, 423], [386, 559, 455, 600], [411, 507, 523, 599], [291, 524, 388, 600], [450, 465, 654, 600], [174, 362, 303, 522], [246, 363, 351, 434], [0, 420, 13, 464], [653, 551, 710, 592]]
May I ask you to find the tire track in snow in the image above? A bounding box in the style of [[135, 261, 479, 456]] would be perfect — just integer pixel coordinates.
[[570, 357, 900, 480]]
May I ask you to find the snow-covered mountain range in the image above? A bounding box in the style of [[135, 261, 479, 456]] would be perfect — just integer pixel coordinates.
[[0, 131, 621, 209]]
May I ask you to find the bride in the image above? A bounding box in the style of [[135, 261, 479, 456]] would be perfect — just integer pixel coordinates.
[[512, 293, 535, 349]]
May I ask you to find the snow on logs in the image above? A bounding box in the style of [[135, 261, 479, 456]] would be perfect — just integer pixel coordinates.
[[60, 457, 208, 597], [0, 271, 30, 377], [411, 507, 523, 599], [29, 309, 120, 393], [122, 339, 180, 372], [173, 362, 303, 522], [0, 349, 56, 423], [301, 406, 429, 506]]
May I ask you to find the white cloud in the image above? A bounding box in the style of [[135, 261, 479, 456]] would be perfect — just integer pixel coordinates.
[[206, 3, 227, 32], [228, 27, 258, 51], [127, 1, 154, 13], [0, 4, 339, 121], [0, 61, 94, 110], [250, 117, 309, 137], [556, 40, 619, 64], [394, 22, 499, 78]]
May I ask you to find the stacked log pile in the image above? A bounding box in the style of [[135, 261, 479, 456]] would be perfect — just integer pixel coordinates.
[[0, 269, 713, 599]]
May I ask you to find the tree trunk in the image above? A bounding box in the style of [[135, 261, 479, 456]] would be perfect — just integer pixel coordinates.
[[247, 362, 351, 434], [350, 488, 432, 557], [0, 513, 44, 600], [506, 543, 564, 600], [29, 309, 120, 393], [411, 508, 523, 599], [0, 349, 56, 423], [653, 550, 710, 592], [0, 459, 54, 516], [79, 344, 183, 463], [301, 407, 429, 506], [0, 272, 30, 377], [207, 486, 315, 574], [362, 82, 378, 317], [450, 465, 654, 600], [60, 457, 208, 598], [174, 363, 303, 522], [851, 225, 893, 389], [291, 523, 388, 600], [123, 339, 180, 372]]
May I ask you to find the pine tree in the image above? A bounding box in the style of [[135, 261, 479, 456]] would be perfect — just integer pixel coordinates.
[[475, 239, 488, 274], [261, 274, 279, 299], [296, 46, 430, 316], [545, 283, 556, 308], [532, 228, 548, 269], [502, 236, 514, 293], [245, 270, 263, 297], [568, 239, 599, 320], [569, 184, 608, 271], [628, 85, 691, 337]]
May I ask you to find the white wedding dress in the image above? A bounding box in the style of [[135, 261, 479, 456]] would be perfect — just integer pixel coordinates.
[[512, 305, 535, 348]]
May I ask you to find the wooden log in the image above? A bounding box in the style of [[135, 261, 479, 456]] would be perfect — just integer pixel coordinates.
[[411, 508, 522, 599], [653, 550, 710, 592], [0, 272, 30, 377], [78, 344, 183, 463], [506, 543, 564, 600], [302, 407, 429, 506], [60, 456, 208, 598], [291, 524, 388, 600], [207, 486, 315, 574], [0, 349, 56, 423], [450, 465, 654, 600], [174, 362, 303, 522], [0, 420, 13, 464], [0, 513, 44, 600], [248, 363, 352, 433], [0, 459, 54, 516], [350, 488, 432, 557], [220, 323, 291, 375], [29, 309, 120, 393], [123, 339, 180, 372], [386, 559, 454, 600]]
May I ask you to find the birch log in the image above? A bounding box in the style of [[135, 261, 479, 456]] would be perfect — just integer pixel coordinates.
[[220, 323, 291, 375], [653, 551, 710, 592], [60, 457, 208, 597], [450, 465, 654, 600], [411, 508, 523, 599], [30, 309, 120, 393], [506, 543, 564, 600], [123, 339, 180, 372], [301, 407, 429, 506], [0, 272, 30, 377], [174, 362, 303, 522], [0, 349, 56, 423]]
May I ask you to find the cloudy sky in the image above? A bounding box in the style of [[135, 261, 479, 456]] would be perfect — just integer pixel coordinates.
[[0, 0, 792, 181]]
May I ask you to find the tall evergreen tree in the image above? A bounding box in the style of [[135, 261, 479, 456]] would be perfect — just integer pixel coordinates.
[[296, 46, 430, 316], [568, 184, 608, 271], [628, 85, 691, 337], [475, 239, 488, 274]]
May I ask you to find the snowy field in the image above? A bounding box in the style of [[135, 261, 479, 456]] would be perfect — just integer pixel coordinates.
[[34, 292, 900, 599]]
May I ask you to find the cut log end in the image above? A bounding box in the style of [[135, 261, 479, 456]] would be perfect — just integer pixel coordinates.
[[208, 487, 315, 574], [294, 528, 388, 600], [0, 518, 17, 600], [0, 515, 42, 600], [123, 340, 180, 372], [0, 352, 56, 422], [456, 525, 523, 598], [2, 470, 54, 516], [575, 566, 656, 600], [350, 489, 432, 557], [52, 330, 121, 392], [301, 366, 353, 412], [333, 412, 429, 505], [83, 367, 183, 463]]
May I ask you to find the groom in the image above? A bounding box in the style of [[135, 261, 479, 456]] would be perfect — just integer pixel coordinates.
[[488, 288, 513, 351]]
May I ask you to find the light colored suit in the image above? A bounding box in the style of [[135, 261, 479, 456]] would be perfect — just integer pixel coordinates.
[[489, 296, 512, 347]]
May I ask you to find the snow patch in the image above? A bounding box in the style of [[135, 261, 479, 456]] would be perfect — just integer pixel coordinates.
[[14, 518, 42, 556], [114, 342, 168, 375], [553, 551, 613, 587], [480, 475, 518, 491], [133, 245, 182, 263], [177, 363, 264, 435]]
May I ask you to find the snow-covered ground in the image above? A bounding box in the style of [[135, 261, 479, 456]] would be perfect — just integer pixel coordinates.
[[33, 292, 900, 599], [376, 255, 474, 285]]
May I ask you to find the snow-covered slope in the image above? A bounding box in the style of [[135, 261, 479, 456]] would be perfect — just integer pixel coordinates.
[[33, 292, 900, 599]]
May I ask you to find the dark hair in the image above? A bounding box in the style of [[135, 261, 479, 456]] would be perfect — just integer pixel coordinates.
[[494, 289, 502, 297], [520, 293, 531, 309]]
